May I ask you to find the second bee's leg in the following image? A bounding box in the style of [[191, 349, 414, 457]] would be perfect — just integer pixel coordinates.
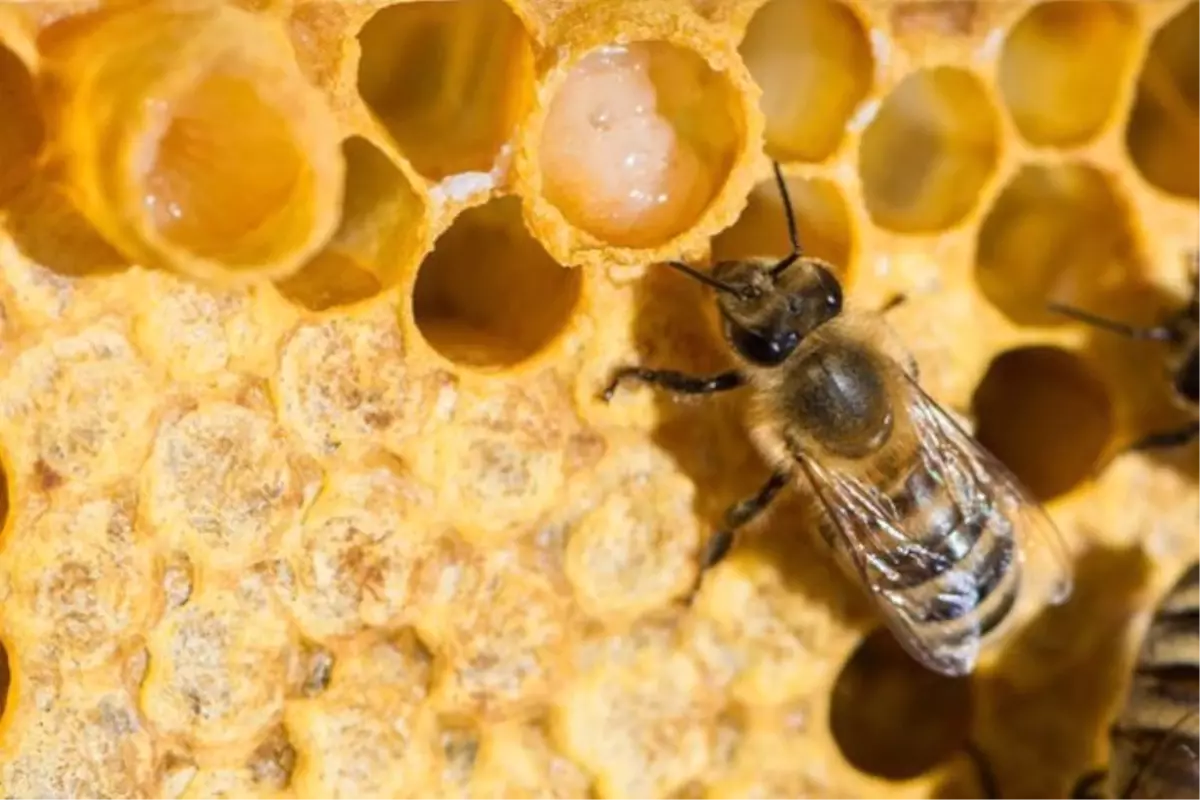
[[1069, 770, 1107, 799], [1130, 420, 1200, 451], [698, 470, 790, 572], [600, 367, 744, 402]]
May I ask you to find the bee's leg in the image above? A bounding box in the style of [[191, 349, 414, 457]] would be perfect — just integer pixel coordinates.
[[600, 367, 744, 402], [1069, 770, 1107, 799], [879, 293, 908, 314], [963, 741, 1000, 799], [696, 470, 790, 576], [1129, 420, 1199, 451]]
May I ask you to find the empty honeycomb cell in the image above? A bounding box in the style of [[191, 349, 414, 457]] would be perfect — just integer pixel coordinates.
[[0, 684, 158, 797], [537, 40, 743, 249], [412, 197, 582, 370], [859, 67, 1000, 233], [739, 0, 873, 163], [0, 40, 43, 206], [39, 1, 343, 282], [276, 135, 429, 311], [1126, 1, 1199, 200], [971, 346, 1115, 502], [143, 401, 315, 572], [424, 557, 569, 721], [0, 323, 158, 486], [975, 163, 1141, 326], [279, 466, 441, 645], [554, 648, 713, 799], [564, 448, 701, 623], [998, 2, 1139, 148], [142, 572, 294, 752], [711, 174, 854, 271], [830, 628, 972, 780], [357, 0, 534, 181], [3, 488, 161, 674], [275, 309, 445, 459], [286, 631, 438, 797]]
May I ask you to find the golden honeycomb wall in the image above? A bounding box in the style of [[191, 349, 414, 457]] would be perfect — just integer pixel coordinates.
[[0, 0, 1196, 797]]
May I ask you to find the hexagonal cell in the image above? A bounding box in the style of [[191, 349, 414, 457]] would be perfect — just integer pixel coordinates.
[[739, 0, 873, 163], [0, 41, 43, 206], [1126, 1, 1199, 200], [859, 67, 1001, 233], [39, 2, 343, 281], [975, 163, 1141, 326], [538, 41, 743, 248], [711, 174, 854, 274], [971, 346, 1114, 502], [998, 1, 1139, 148], [412, 197, 582, 370], [830, 628, 972, 780], [357, 0, 534, 181], [277, 136, 427, 311]]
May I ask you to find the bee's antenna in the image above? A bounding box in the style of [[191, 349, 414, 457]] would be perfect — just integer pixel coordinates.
[[770, 160, 802, 280], [665, 260, 746, 297], [1047, 302, 1176, 341]]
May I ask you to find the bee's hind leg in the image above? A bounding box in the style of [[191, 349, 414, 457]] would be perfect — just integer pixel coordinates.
[[1069, 770, 1107, 799], [688, 470, 790, 601]]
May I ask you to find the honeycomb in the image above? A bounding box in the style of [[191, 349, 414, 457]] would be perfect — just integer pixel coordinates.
[[0, 0, 1196, 797]]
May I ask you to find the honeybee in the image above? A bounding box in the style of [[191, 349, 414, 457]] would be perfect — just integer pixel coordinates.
[[600, 162, 1073, 677], [1072, 562, 1200, 799], [1048, 254, 1198, 451]]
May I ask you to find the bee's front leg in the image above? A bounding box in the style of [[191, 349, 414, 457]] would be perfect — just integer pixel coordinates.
[[600, 367, 744, 402]]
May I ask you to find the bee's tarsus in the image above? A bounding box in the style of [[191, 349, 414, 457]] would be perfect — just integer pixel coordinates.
[[1069, 770, 1107, 800], [699, 530, 735, 571], [599, 367, 745, 402], [1047, 302, 1176, 342], [1129, 421, 1200, 452], [962, 740, 1000, 800]]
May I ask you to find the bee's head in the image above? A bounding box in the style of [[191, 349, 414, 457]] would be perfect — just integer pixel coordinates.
[[666, 256, 843, 367]]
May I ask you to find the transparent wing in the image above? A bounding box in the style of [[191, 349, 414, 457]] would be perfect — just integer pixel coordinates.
[[899, 372, 1075, 608], [795, 452, 985, 677], [792, 370, 1074, 677]]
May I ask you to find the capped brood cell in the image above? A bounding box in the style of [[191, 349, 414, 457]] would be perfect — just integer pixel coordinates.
[[37, 1, 344, 284]]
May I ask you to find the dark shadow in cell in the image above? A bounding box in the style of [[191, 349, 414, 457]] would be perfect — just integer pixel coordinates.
[[946, 543, 1153, 799], [830, 626, 974, 780], [4, 173, 129, 279]]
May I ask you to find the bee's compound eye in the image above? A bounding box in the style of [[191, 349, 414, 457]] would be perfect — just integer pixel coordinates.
[[725, 319, 798, 366], [815, 265, 843, 315]]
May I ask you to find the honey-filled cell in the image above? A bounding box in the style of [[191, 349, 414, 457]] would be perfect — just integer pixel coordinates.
[[999, 1, 1139, 148], [0, 40, 43, 206], [357, 0, 535, 181], [975, 163, 1142, 327], [739, 0, 873, 163], [538, 40, 743, 249], [36, 1, 343, 283], [859, 67, 1000, 233], [1126, 0, 1199, 200], [277, 136, 428, 312], [412, 196, 581, 370], [712, 174, 854, 276]]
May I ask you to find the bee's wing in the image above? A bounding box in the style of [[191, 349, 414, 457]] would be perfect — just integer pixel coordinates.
[[900, 371, 1075, 608], [794, 453, 985, 677]]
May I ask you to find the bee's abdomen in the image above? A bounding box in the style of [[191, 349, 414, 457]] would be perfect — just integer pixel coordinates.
[[1109, 563, 1200, 798], [872, 465, 1020, 643]]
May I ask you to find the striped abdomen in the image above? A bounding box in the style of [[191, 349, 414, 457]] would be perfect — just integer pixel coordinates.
[[1108, 563, 1200, 799], [816, 452, 1021, 653]]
